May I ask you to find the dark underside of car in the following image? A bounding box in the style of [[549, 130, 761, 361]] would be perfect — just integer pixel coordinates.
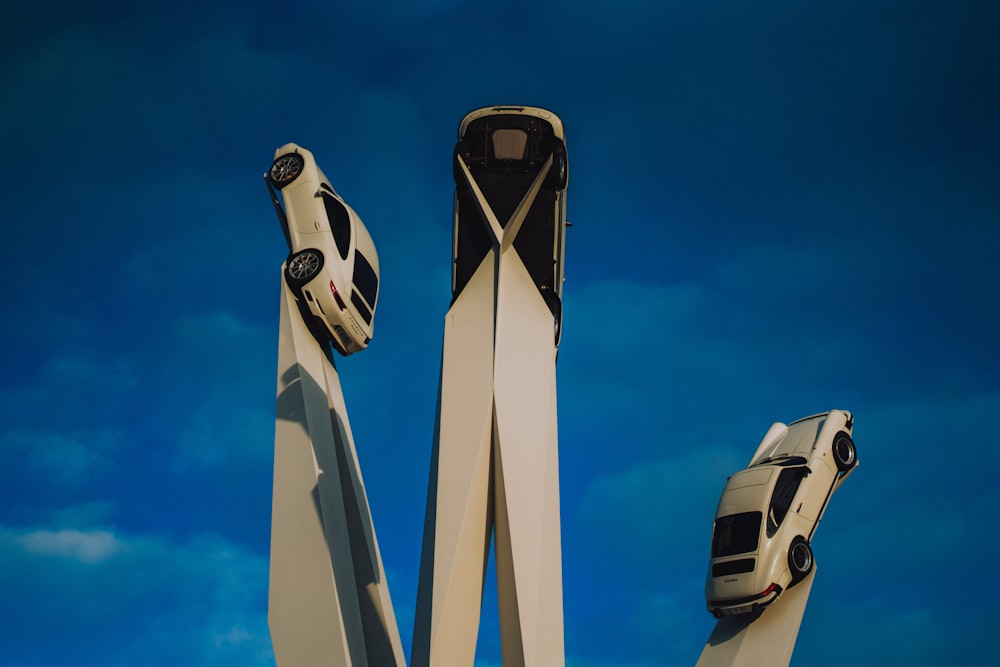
[[452, 113, 565, 321]]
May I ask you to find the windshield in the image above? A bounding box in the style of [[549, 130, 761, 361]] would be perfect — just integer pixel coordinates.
[[322, 193, 352, 261], [766, 466, 807, 537], [353, 251, 379, 308], [712, 512, 762, 558]]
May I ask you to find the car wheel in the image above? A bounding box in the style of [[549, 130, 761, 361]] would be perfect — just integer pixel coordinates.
[[832, 432, 857, 472], [269, 152, 305, 188], [788, 537, 814, 584], [285, 249, 324, 286], [545, 142, 568, 191], [545, 293, 563, 345]]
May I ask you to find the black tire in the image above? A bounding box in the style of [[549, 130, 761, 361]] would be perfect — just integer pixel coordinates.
[[284, 249, 324, 288], [832, 432, 857, 472], [788, 537, 814, 584], [545, 293, 563, 345], [269, 152, 305, 188], [545, 142, 568, 191]]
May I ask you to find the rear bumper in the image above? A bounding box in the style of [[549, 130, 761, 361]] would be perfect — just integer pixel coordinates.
[[707, 583, 783, 617], [299, 282, 366, 356]]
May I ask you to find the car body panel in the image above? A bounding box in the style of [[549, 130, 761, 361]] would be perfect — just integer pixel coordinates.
[[706, 409, 857, 617], [267, 143, 379, 356]]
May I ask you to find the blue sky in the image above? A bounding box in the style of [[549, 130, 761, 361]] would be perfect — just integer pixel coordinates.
[[1, 1, 998, 665]]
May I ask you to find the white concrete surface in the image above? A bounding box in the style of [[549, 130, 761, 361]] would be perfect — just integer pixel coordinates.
[[696, 569, 816, 667], [269, 281, 405, 667]]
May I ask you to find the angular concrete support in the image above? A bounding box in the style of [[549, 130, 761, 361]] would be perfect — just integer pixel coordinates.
[[269, 281, 406, 667], [695, 570, 816, 667], [413, 249, 565, 667], [413, 108, 567, 666], [492, 247, 563, 667], [413, 254, 498, 667]]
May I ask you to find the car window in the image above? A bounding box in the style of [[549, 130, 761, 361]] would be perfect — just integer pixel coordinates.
[[353, 251, 378, 308], [712, 512, 762, 558], [766, 467, 807, 537], [322, 194, 352, 261]]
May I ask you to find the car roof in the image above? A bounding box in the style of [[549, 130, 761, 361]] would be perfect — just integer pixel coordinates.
[[715, 467, 775, 518]]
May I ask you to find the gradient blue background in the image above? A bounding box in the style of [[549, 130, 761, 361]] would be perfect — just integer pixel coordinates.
[[2, 1, 998, 665]]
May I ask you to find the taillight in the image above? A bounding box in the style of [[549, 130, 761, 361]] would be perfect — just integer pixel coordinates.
[[330, 281, 347, 310], [760, 583, 778, 596]]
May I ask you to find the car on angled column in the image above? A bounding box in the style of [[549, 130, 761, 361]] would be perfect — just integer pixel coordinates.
[[452, 105, 568, 344], [705, 409, 859, 618], [265, 143, 380, 356]]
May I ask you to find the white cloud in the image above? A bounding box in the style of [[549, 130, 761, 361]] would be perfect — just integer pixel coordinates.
[[0, 523, 273, 667], [18, 528, 124, 564]]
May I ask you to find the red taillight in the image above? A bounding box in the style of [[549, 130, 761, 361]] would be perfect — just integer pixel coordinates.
[[329, 281, 347, 310], [760, 583, 778, 596]]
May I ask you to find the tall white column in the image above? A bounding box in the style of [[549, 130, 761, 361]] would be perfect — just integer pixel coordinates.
[[413, 141, 566, 666], [492, 246, 564, 667], [269, 281, 406, 667]]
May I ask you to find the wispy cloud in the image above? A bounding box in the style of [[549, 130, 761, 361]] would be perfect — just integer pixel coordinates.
[[2, 0, 998, 665], [17, 528, 124, 563], [0, 428, 118, 488], [0, 524, 272, 667], [164, 311, 275, 473]]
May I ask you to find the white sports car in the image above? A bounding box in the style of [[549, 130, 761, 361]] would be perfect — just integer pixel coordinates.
[[452, 105, 568, 344], [705, 409, 859, 618], [265, 143, 379, 356]]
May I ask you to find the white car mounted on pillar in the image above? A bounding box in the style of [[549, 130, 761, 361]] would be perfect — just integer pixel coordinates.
[[705, 409, 859, 618], [452, 105, 568, 345], [265, 143, 380, 356]]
